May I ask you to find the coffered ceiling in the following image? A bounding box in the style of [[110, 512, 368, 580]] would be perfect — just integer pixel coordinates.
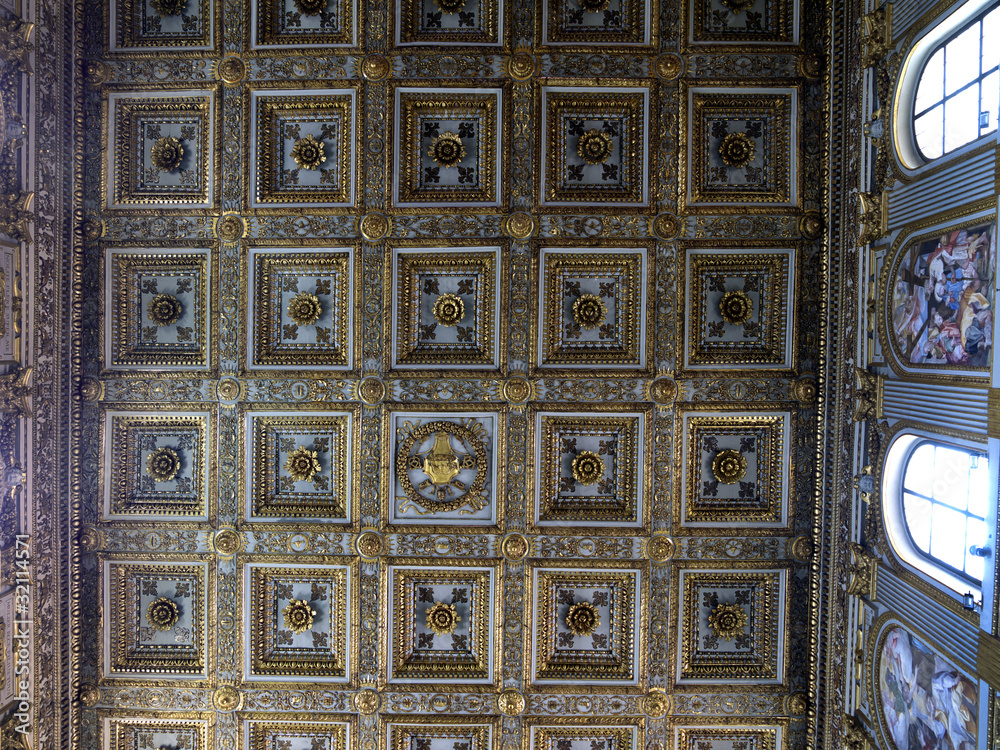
[[72, 0, 828, 747]]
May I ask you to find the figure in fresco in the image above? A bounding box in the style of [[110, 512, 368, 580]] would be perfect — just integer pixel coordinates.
[[890, 222, 996, 368], [879, 626, 978, 750]]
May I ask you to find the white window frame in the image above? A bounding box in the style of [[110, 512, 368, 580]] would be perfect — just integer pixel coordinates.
[[882, 430, 988, 598], [892, 0, 998, 173]]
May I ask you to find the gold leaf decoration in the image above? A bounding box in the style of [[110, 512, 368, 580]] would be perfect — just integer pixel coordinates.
[[711, 449, 747, 484], [576, 129, 614, 165], [147, 293, 183, 326], [290, 134, 326, 170], [428, 132, 466, 168], [565, 601, 600, 636], [282, 598, 317, 634], [707, 602, 748, 640], [146, 447, 181, 482], [150, 136, 184, 172], [432, 293, 465, 326], [571, 450, 605, 485], [284, 446, 321, 482], [425, 601, 460, 635], [145, 597, 180, 631]]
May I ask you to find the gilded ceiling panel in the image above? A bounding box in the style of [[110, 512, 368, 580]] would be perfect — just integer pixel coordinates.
[[74, 0, 825, 744]]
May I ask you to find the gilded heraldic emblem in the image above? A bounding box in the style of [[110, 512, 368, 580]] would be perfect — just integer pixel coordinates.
[[395, 419, 489, 515]]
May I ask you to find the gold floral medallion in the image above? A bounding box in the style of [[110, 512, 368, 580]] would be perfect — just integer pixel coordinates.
[[799, 53, 822, 79], [652, 213, 681, 240], [507, 53, 535, 80], [151, 0, 186, 15], [79, 524, 102, 553], [645, 535, 674, 563], [793, 377, 818, 404], [707, 602, 748, 640], [571, 451, 605, 485], [356, 530, 384, 558], [718, 131, 756, 168], [359, 212, 389, 242], [654, 53, 683, 80], [282, 599, 317, 634], [362, 55, 390, 81], [505, 212, 535, 239], [799, 212, 824, 240], [497, 690, 525, 716], [215, 213, 244, 241], [284, 446, 321, 483], [646, 377, 677, 405], [83, 60, 109, 87], [213, 528, 242, 556], [82, 217, 102, 241], [357, 376, 387, 405], [791, 535, 814, 562], [355, 688, 381, 715], [147, 293, 183, 326], [213, 685, 241, 712], [434, 0, 466, 12], [565, 601, 600, 636], [146, 447, 181, 482], [217, 56, 246, 85], [79, 683, 100, 707], [642, 690, 670, 717], [425, 602, 460, 635], [719, 0, 753, 13], [501, 532, 529, 561], [80, 376, 103, 403], [293, 0, 328, 14], [216, 377, 241, 401], [432, 293, 465, 326], [719, 290, 753, 325], [145, 597, 180, 631], [287, 292, 322, 326], [150, 136, 184, 172], [572, 293, 607, 329], [428, 132, 466, 168], [711, 449, 747, 484], [577, 129, 613, 164], [502, 376, 533, 404], [290, 134, 326, 170], [577, 0, 610, 11], [786, 692, 808, 715]]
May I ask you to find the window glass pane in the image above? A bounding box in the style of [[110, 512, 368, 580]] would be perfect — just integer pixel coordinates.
[[904, 443, 935, 491], [915, 105, 944, 158], [930, 503, 968, 570], [903, 492, 932, 551], [932, 445, 970, 509], [946, 23, 983, 95], [944, 84, 980, 152], [968, 460, 989, 517], [981, 70, 999, 136], [916, 48, 945, 113], [984, 8, 1000, 72]]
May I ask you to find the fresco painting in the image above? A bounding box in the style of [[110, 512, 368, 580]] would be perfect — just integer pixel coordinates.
[[879, 626, 978, 750], [890, 221, 995, 367]]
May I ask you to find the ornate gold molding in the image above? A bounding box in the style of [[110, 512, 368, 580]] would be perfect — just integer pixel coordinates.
[[859, 6, 892, 69], [846, 542, 878, 600], [0, 19, 33, 76], [843, 714, 876, 750], [855, 190, 887, 246], [852, 367, 882, 421]]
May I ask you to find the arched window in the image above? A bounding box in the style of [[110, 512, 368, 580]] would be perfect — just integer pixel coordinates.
[[901, 441, 989, 582], [912, 6, 999, 160]]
